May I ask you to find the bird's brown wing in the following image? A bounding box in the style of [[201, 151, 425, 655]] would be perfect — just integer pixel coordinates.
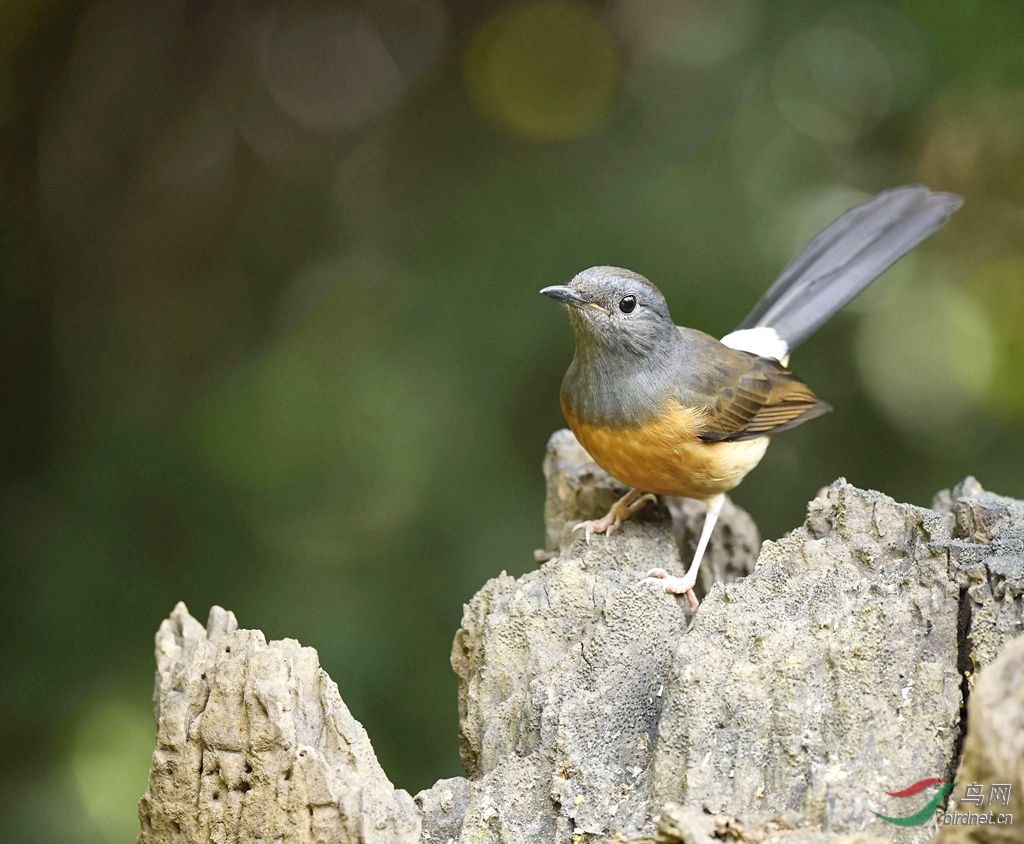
[[697, 355, 831, 443]]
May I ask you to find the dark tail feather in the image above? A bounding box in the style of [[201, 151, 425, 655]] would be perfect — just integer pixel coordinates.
[[738, 186, 962, 351]]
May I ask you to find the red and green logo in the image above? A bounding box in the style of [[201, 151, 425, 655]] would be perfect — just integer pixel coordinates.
[[872, 779, 957, 826]]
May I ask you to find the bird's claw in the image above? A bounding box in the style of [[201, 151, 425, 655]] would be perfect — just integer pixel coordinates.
[[572, 493, 657, 544], [572, 515, 620, 544], [642, 568, 699, 612]]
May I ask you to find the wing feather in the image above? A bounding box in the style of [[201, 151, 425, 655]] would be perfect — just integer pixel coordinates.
[[697, 355, 831, 443]]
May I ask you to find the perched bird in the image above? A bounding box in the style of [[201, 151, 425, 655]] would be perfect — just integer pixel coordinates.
[[541, 186, 961, 610]]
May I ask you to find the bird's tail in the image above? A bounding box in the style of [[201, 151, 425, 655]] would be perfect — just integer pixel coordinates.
[[736, 186, 962, 352]]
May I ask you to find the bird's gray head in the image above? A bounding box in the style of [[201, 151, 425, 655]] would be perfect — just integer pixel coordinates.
[[540, 266, 675, 358]]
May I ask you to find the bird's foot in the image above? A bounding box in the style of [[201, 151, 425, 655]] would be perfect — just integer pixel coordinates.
[[572, 492, 657, 544], [642, 568, 699, 612]]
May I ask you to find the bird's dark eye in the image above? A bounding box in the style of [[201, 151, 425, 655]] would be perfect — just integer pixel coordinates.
[[618, 295, 637, 314]]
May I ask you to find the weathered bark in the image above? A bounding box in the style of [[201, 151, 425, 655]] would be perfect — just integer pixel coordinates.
[[138, 430, 1024, 843], [137, 605, 420, 843], [937, 636, 1024, 844]]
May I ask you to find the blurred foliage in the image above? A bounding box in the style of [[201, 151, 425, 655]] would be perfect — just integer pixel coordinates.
[[1, 0, 1023, 840]]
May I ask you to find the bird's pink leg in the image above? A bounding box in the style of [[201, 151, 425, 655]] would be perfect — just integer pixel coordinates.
[[644, 493, 725, 611]]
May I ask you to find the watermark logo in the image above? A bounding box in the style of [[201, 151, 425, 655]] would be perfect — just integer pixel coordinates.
[[872, 779, 956, 827], [872, 779, 1014, 828]]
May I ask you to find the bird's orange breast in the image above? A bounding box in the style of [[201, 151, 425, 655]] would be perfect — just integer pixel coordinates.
[[562, 399, 769, 501]]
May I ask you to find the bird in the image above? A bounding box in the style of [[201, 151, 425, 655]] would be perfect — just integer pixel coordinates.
[[540, 185, 962, 611]]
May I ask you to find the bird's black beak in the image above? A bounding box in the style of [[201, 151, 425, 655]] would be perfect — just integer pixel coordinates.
[[540, 285, 589, 308]]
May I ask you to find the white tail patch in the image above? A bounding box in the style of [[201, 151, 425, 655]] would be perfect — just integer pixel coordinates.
[[720, 327, 789, 362]]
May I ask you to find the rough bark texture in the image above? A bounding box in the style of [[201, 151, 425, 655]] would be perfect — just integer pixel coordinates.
[[137, 604, 420, 843], [937, 636, 1024, 844], [932, 477, 1024, 681], [139, 430, 1024, 843]]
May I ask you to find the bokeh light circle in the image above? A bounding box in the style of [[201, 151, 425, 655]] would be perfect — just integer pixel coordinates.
[[772, 26, 893, 144], [966, 257, 1024, 416], [464, 0, 620, 142], [262, 2, 405, 134], [856, 283, 995, 434], [612, 0, 758, 68]]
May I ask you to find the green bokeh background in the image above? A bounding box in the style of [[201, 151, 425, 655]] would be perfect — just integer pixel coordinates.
[[2, 1, 1023, 840]]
